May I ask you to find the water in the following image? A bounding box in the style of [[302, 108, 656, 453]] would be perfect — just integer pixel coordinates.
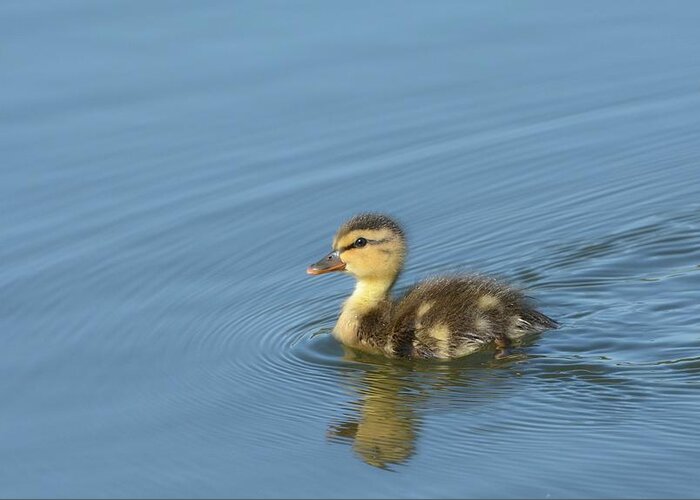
[[2, 1, 700, 497]]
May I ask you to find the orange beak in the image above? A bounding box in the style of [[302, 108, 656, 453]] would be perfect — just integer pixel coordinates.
[[307, 250, 346, 275]]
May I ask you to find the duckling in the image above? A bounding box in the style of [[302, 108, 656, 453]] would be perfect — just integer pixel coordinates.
[[307, 213, 557, 359]]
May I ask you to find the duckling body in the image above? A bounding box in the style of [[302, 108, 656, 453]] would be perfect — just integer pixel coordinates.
[[308, 213, 556, 359]]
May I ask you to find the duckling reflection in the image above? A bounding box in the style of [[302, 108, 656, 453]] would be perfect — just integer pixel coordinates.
[[327, 364, 419, 469], [327, 350, 518, 469]]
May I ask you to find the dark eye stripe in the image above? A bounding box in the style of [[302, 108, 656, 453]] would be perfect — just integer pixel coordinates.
[[368, 238, 389, 245], [337, 238, 390, 252]]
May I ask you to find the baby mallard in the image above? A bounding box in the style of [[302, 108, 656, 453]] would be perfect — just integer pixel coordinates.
[[307, 213, 557, 359]]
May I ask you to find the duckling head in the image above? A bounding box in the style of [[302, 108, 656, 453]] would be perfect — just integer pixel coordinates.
[[307, 213, 406, 284]]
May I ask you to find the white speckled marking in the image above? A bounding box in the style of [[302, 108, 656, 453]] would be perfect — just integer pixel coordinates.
[[415, 301, 434, 329], [452, 343, 481, 358], [474, 316, 490, 332], [430, 323, 451, 358], [477, 294, 500, 310], [417, 301, 433, 319]]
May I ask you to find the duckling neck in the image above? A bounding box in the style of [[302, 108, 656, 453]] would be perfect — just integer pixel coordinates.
[[349, 278, 393, 308], [334, 278, 394, 349]]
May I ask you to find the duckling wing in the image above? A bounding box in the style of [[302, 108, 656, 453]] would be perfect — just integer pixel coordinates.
[[390, 276, 556, 359]]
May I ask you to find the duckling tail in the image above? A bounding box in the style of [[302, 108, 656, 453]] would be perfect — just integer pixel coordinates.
[[521, 309, 559, 332]]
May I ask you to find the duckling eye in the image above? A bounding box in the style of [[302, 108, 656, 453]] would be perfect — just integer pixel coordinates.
[[354, 237, 367, 248]]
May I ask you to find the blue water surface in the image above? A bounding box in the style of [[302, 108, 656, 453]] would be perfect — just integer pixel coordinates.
[[2, 1, 700, 498]]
